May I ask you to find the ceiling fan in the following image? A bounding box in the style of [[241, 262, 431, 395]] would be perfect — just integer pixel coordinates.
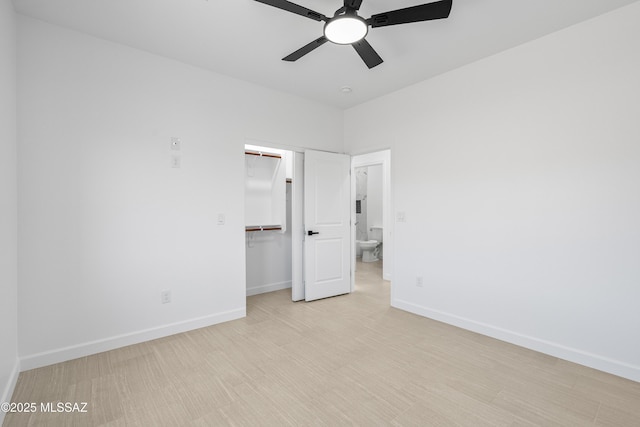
[[254, 0, 453, 69]]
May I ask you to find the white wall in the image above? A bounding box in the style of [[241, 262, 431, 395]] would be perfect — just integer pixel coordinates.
[[17, 16, 343, 369], [367, 165, 383, 230], [0, 0, 19, 418], [345, 3, 640, 382], [355, 167, 369, 243], [246, 184, 293, 296]]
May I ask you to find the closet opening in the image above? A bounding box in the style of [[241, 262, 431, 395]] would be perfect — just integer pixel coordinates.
[[244, 143, 304, 300]]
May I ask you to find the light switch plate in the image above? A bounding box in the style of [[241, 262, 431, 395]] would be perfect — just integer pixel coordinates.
[[170, 137, 181, 151], [171, 155, 181, 168]]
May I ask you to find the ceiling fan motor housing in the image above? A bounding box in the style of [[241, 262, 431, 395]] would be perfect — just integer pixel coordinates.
[[324, 14, 369, 45]]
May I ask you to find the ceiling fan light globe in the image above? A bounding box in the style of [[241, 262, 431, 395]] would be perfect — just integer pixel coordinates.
[[324, 16, 368, 45]]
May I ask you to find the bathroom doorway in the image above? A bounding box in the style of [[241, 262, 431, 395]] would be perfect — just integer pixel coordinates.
[[351, 150, 392, 290]]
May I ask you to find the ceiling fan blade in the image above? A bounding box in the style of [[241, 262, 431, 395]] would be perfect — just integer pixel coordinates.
[[352, 39, 383, 69], [282, 36, 329, 62], [254, 0, 327, 21], [344, 0, 363, 11], [368, 0, 452, 28]]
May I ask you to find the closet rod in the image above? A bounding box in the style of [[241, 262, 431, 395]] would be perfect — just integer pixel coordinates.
[[245, 226, 282, 232], [244, 150, 281, 159]]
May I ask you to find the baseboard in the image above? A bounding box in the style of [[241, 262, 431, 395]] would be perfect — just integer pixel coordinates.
[[20, 308, 246, 371], [392, 298, 640, 383], [247, 280, 291, 296], [0, 358, 20, 425]]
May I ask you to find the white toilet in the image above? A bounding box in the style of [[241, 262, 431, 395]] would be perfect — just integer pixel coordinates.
[[357, 226, 383, 263], [358, 240, 379, 262]]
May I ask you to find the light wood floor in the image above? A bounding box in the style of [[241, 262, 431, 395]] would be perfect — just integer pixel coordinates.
[[5, 260, 640, 426]]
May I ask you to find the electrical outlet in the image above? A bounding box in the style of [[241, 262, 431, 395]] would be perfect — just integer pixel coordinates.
[[416, 276, 423, 287], [161, 290, 171, 304]]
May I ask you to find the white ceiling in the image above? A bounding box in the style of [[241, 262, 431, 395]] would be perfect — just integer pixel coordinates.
[[13, 0, 640, 109]]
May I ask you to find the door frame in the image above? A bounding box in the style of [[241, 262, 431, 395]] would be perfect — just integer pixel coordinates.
[[244, 139, 305, 301], [351, 149, 392, 291]]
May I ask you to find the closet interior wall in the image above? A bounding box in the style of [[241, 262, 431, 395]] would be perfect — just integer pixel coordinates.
[[245, 146, 293, 296]]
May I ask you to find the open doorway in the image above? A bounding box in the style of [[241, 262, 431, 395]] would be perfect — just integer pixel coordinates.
[[351, 150, 392, 299], [244, 142, 305, 302]]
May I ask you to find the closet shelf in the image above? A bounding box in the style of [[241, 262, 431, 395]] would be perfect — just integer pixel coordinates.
[[245, 150, 281, 159], [246, 225, 283, 232]]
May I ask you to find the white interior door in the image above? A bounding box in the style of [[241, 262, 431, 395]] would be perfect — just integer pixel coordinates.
[[304, 150, 351, 301]]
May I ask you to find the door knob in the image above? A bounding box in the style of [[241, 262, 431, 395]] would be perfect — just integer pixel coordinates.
[[307, 230, 320, 236]]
